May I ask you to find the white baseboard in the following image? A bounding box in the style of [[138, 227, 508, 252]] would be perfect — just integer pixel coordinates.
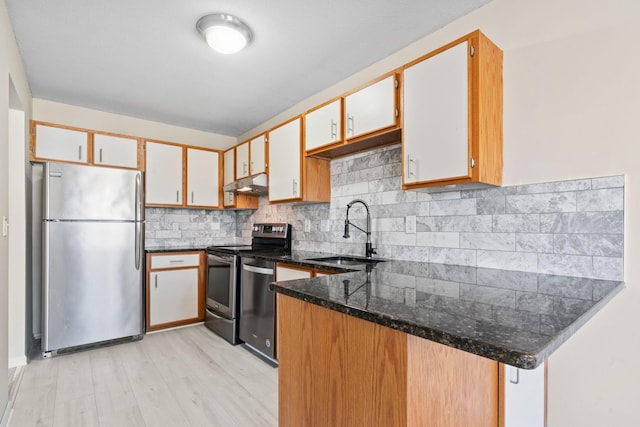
[[0, 403, 12, 427], [8, 355, 27, 368]]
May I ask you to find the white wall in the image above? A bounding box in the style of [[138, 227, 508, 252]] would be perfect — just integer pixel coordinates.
[[240, 0, 640, 425], [8, 106, 26, 368], [33, 99, 237, 150], [0, 0, 32, 422]]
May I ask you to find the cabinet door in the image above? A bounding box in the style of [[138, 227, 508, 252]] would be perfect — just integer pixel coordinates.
[[145, 142, 183, 205], [34, 124, 88, 163], [236, 142, 249, 179], [276, 265, 312, 281], [223, 148, 235, 207], [345, 75, 396, 139], [305, 99, 341, 151], [149, 268, 199, 326], [502, 363, 546, 427], [94, 134, 138, 169], [250, 134, 266, 175], [187, 148, 219, 207], [403, 41, 469, 184], [268, 118, 302, 202]]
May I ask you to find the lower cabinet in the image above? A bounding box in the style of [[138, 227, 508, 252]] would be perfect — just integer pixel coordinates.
[[146, 251, 205, 331], [277, 294, 547, 427], [500, 363, 546, 427], [276, 263, 336, 280]]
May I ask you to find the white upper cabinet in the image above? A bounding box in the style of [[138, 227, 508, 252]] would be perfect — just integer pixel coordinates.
[[305, 99, 342, 152], [249, 134, 266, 175], [402, 30, 503, 190], [223, 148, 235, 207], [187, 148, 219, 208], [33, 124, 89, 163], [403, 41, 469, 184], [235, 142, 249, 179], [345, 75, 397, 140], [93, 133, 139, 169], [268, 118, 302, 202], [145, 141, 183, 206]]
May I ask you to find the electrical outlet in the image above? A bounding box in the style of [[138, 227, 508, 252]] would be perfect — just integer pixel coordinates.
[[405, 215, 416, 234], [2, 216, 8, 237], [210, 222, 221, 231], [304, 219, 311, 233]]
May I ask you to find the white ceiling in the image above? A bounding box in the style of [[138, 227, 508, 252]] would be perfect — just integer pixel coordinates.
[[6, 0, 491, 137]]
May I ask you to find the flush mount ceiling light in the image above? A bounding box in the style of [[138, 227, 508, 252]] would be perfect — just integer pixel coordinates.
[[196, 13, 253, 54]]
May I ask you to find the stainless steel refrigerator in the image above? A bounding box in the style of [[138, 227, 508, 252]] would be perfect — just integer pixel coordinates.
[[41, 162, 144, 355]]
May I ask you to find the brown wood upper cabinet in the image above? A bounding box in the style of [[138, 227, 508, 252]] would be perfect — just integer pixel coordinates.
[[402, 30, 503, 190]]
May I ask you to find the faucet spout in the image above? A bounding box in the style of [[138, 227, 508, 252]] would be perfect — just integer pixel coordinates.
[[343, 199, 376, 258]]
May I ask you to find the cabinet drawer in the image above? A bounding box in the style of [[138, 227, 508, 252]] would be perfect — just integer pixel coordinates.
[[150, 253, 200, 269]]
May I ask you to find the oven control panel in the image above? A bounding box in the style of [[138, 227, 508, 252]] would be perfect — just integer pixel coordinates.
[[252, 223, 290, 239]]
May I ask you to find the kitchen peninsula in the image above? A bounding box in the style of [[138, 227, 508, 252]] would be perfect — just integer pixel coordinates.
[[271, 255, 624, 426]]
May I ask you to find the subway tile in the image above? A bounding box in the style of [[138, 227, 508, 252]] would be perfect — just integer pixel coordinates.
[[429, 248, 477, 267], [590, 233, 623, 257], [492, 214, 540, 232], [430, 199, 477, 216], [553, 297, 596, 317], [418, 215, 493, 233], [593, 257, 623, 281], [591, 175, 624, 189], [459, 283, 515, 308], [537, 254, 593, 278], [540, 211, 623, 234], [576, 188, 624, 212], [515, 292, 555, 315], [460, 232, 515, 251], [515, 233, 554, 253], [537, 275, 594, 299], [476, 250, 538, 273], [428, 263, 477, 284], [505, 192, 576, 214], [554, 234, 591, 255], [477, 197, 506, 215], [382, 190, 417, 205], [515, 179, 591, 194], [416, 232, 460, 248], [416, 277, 460, 298], [476, 268, 538, 292]]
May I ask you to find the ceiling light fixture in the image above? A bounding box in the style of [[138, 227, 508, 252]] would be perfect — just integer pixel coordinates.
[[196, 13, 253, 54]]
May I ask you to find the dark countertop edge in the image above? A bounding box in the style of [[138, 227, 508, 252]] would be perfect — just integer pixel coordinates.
[[145, 247, 207, 253], [271, 271, 625, 370]]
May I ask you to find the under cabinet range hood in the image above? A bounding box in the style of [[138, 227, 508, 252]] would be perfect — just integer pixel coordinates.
[[223, 173, 268, 195]]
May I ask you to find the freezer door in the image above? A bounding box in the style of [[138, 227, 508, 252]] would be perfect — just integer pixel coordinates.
[[44, 162, 143, 221], [42, 221, 144, 352]]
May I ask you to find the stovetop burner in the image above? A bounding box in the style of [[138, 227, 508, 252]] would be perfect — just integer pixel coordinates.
[[206, 223, 292, 256]]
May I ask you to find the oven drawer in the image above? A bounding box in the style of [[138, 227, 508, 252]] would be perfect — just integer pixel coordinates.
[[150, 253, 200, 269]]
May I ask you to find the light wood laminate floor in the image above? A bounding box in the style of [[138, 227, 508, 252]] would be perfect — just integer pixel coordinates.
[[9, 325, 278, 426]]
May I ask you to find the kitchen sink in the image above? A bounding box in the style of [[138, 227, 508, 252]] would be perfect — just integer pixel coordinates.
[[305, 256, 386, 266]]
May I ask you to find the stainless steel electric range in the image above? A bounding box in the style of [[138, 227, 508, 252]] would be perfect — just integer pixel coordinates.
[[205, 223, 291, 364]]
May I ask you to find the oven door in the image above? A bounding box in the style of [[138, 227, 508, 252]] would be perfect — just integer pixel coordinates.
[[206, 252, 237, 319]]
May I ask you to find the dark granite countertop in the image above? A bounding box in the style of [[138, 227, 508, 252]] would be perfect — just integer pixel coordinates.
[[268, 251, 624, 369], [145, 245, 210, 253]]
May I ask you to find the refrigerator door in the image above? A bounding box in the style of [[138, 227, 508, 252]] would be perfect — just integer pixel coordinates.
[[42, 221, 144, 352], [44, 162, 143, 221]]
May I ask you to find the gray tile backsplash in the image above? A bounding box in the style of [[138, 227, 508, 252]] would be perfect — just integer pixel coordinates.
[[147, 144, 624, 281]]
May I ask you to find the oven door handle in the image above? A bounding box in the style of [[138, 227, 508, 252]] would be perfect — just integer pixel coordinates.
[[242, 264, 274, 276]]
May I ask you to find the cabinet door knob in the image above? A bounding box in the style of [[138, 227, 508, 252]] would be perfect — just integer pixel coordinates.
[[99, 148, 103, 163], [78, 145, 82, 160], [347, 115, 354, 136]]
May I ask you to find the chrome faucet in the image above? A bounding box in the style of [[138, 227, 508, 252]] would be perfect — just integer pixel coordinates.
[[343, 199, 376, 258]]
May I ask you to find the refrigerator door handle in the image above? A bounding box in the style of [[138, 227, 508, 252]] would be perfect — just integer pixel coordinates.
[[134, 173, 142, 270]]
